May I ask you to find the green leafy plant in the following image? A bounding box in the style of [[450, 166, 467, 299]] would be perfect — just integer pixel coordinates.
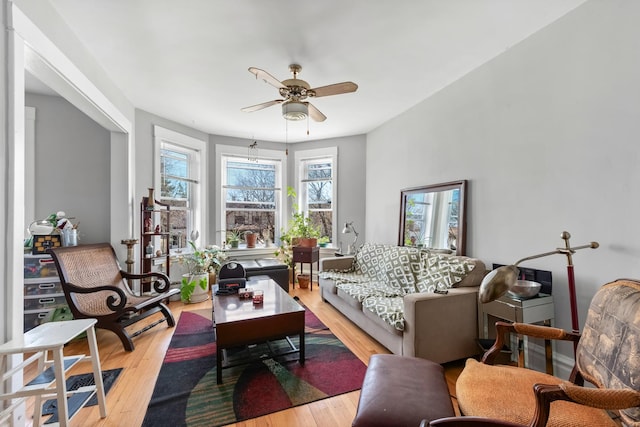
[[227, 229, 242, 248], [276, 187, 321, 265], [282, 187, 321, 240], [179, 241, 227, 302], [318, 236, 330, 247]]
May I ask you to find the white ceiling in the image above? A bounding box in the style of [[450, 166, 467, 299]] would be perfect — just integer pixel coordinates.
[[37, 0, 586, 143]]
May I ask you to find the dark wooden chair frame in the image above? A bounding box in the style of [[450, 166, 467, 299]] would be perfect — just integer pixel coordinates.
[[48, 243, 180, 351], [427, 319, 640, 426]]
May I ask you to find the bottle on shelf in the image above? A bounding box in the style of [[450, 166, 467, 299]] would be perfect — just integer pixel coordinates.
[[145, 241, 154, 257]]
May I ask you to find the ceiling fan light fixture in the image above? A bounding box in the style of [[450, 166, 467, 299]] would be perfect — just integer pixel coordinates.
[[282, 101, 308, 121]]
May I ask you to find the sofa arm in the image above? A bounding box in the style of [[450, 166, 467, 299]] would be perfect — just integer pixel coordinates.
[[402, 287, 480, 363], [319, 256, 354, 272]]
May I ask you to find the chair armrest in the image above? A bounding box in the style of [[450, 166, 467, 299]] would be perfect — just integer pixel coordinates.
[[482, 321, 580, 365], [121, 270, 171, 293], [63, 282, 127, 312], [428, 416, 524, 426], [557, 381, 640, 410], [319, 256, 354, 272]]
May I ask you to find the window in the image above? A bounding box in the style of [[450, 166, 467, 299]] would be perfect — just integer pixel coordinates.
[[217, 145, 286, 247], [154, 126, 206, 251], [295, 147, 338, 244]]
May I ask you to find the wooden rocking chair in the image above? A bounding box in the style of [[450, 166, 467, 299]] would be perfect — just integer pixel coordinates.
[[48, 243, 179, 351]]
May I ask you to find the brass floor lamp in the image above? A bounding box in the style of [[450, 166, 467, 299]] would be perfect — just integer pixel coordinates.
[[479, 231, 599, 350]]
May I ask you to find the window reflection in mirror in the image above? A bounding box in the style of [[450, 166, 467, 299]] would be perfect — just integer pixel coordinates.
[[398, 180, 467, 256]]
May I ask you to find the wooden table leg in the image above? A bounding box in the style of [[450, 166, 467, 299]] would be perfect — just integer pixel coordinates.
[[217, 348, 223, 384], [299, 330, 305, 365]]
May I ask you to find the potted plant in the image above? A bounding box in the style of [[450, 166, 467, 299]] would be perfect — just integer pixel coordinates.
[[245, 230, 258, 248], [179, 241, 227, 303], [282, 187, 321, 247], [318, 236, 330, 248], [227, 229, 241, 249]]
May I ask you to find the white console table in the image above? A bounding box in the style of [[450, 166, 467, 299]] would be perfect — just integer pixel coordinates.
[[0, 319, 107, 426], [479, 293, 555, 374]]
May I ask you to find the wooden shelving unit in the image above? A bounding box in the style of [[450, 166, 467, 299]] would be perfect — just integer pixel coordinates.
[[140, 196, 171, 293]]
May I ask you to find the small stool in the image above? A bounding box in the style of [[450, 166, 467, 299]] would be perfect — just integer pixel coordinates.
[[0, 319, 107, 426], [353, 354, 455, 427]]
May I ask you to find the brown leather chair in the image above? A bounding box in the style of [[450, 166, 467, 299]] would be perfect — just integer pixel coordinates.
[[434, 278, 640, 427], [48, 243, 179, 351]]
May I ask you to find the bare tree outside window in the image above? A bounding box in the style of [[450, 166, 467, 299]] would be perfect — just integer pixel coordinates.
[[224, 160, 277, 245], [160, 148, 192, 249], [304, 161, 333, 241]]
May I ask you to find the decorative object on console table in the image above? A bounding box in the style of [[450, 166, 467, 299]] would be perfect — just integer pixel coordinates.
[[479, 231, 598, 354], [140, 192, 171, 294], [341, 221, 359, 254]]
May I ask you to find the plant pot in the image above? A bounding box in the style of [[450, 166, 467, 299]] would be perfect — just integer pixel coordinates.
[[297, 274, 310, 289], [229, 240, 239, 249], [298, 238, 317, 248], [181, 273, 209, 303], [245, 232, 257, 248]]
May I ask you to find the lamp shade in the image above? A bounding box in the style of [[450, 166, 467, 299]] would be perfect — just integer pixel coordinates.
[[282, 101, 308, 121], [478, 264, 519, 303]]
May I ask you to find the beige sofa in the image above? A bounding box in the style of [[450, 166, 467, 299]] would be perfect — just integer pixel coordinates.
[[319, 243, 486, 364]]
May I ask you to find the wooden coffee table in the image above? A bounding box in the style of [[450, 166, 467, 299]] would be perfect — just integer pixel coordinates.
[[212, 277, 305, 383]]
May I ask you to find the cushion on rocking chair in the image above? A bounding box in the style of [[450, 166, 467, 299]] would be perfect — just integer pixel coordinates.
[[456, 359, 617, 426]]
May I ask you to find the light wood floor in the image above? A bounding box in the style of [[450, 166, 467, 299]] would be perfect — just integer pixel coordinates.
[[22, 284, 464, 427]]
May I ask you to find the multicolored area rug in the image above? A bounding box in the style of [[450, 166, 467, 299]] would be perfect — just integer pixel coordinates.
[[142, 305, 367, 426]]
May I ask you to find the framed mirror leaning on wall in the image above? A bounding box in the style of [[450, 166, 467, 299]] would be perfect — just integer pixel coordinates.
[[398, 180, 467, 256]]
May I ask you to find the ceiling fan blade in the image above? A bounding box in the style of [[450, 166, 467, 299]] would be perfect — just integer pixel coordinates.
[[307, 103, 327, 122], [241, 99, 283, 112], [309, 81, 358, 98], [248, 67, 287, 89]]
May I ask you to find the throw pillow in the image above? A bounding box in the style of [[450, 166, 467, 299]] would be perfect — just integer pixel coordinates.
[[416, 252, 450, 293], [416, 252, 477, 292], [447, 256, 477, 287], [383, 246, 421, 294]]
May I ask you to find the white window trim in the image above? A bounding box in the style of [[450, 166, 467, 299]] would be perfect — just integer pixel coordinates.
[[294, 147, 338, 244], [216, 144, 287, 246], [153, 126, 208, 245]]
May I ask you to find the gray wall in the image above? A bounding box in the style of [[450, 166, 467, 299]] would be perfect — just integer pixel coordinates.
[[26, 93, 111, 244], [366, 0, 640, 361]]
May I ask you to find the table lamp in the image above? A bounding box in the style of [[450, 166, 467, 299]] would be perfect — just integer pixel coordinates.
[[342, 221, 359, 255], [479, 231, 598, 337]]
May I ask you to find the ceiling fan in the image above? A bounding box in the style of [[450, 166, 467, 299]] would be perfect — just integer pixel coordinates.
[[241, 64, 358, 122]]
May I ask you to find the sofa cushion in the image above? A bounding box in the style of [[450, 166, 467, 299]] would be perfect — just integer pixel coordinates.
[[336, 281, 403, 303], [318, 270, 369, 284], [363, 296, 405, 331], [416, 251, 477, 293]]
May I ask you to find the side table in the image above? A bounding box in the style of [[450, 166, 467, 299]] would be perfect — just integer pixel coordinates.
[[0, 319, 107, 426], [292, 246, 319, 290], [479, 293, 555, 375]]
